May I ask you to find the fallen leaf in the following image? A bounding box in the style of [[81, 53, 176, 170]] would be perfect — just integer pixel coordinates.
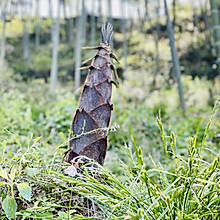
[[64, 165, 77, 177]]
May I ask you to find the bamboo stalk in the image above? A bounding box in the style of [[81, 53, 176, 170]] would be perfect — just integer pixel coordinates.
[[164, 0, 186, 113], [210, 0, 220, 64]]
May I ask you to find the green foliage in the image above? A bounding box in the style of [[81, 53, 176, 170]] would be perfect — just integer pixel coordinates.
[[17, 183, 32, 202], [2, 196, 17, 219], [181, 38, 219, 80], [25, 167, 39, 177], [0, 79, 219, 218], [0, 115, 219, 218], [73, 146, 219, 219]]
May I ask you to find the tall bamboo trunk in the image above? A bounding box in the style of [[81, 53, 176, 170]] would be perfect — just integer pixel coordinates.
[[0, 3, 6, 82], [0, 0, 7, 64], [203, 0, 211, 49], [210, 0, 220, 63], [64, 23, 118, 165], [81, 4, 88, 47], [0, 13, 6, 64], [98, 0, 103, 27], [107, 0, 114, 49], [153, 0, 161, 86], [22, 18, 30, 63], [62, 0, 67, 41], [121, 0, 128, 71], [107, 0, 113, 24], [90, 2, 96, 47], [62, 0, 70, 42], [22, 1, 30, 63], [172, 0, 176, 28], [68, 1, 74, 43], [50, 0, 61, 93], [164, 0, 186, 113], [193, 7, 199, 30], [144, 0, 149, 32], [48, 0, 53, 42], [74, 0, 85, 90], [137, 2, 145, 32], [35, 0, 40, 48], [68, 18, 74, 43], [137, 4, 141, 33]]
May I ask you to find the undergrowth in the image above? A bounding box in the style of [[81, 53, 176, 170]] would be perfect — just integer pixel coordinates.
[[0, 100, 219, 219]]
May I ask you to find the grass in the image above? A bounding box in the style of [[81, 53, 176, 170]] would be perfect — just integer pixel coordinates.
[[0, 75, 219, 218], [0, 112, 219, 219]]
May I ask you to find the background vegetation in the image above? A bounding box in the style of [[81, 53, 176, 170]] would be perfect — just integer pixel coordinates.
[[0, 0, 220, 219]]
